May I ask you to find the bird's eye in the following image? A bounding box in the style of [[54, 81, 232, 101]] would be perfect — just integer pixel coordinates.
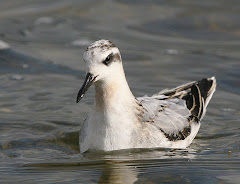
[[103, 54, 112, 66], [105, 55, 110, 61]]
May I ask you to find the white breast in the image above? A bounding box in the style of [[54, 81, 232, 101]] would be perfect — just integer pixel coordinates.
[[80, 107, 138, 152]]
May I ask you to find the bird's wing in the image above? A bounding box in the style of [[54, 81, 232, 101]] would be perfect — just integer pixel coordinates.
[[137, 77, 216, 141], [138, 96, 191, 140]]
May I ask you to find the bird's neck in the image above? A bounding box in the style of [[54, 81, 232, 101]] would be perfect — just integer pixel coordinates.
[[94, 72, 136, 112]]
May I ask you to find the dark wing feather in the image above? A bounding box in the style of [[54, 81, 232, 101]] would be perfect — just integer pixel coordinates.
[[159, 77, 216, 122]]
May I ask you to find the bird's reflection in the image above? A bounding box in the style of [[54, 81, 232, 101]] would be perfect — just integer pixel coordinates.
[[85, 147, 197, 184], [98, 162, 138, 184], [22, 147, 197, 184]]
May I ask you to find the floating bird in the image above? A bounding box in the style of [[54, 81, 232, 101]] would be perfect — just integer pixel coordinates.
[[76, 40, 216, 153]]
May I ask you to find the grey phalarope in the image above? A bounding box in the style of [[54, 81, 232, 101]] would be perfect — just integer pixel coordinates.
[[76, 40, 216, 153]]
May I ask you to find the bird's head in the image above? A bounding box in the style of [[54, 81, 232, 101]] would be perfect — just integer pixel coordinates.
[[76, 40, 123, 103]]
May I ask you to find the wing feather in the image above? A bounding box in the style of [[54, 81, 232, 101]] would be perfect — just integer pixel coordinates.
[[137, 77, 216, 141]]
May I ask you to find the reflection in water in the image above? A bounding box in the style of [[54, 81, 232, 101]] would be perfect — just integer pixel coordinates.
[[98, 162, 138, 184], [23, 148, 198, 183], [96, 148, 197, 183]]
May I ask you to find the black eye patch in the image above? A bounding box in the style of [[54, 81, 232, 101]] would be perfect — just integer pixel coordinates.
[[103, 53, 121, 66], [103, 53, 113, 66]]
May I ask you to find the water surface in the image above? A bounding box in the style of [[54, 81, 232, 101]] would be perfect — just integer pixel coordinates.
[[0, 0, 240, 183]]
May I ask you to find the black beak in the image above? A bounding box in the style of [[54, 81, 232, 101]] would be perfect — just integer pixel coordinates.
[[76, 73, 97, 103]]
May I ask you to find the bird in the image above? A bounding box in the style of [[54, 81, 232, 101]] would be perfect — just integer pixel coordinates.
[[76, 39, 216, 153]]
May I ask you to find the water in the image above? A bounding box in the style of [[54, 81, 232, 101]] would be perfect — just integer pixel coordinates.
[[0, 0, 240, 183]]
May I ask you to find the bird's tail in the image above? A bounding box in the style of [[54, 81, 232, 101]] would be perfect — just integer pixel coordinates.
[[193, 76, 216, 121]]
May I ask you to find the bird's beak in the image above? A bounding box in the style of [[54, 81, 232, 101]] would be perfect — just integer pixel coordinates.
[[76, 73, 97, 103]]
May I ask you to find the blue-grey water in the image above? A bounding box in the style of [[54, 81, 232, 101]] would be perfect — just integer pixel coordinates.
[[0, 0, 240, 183]]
